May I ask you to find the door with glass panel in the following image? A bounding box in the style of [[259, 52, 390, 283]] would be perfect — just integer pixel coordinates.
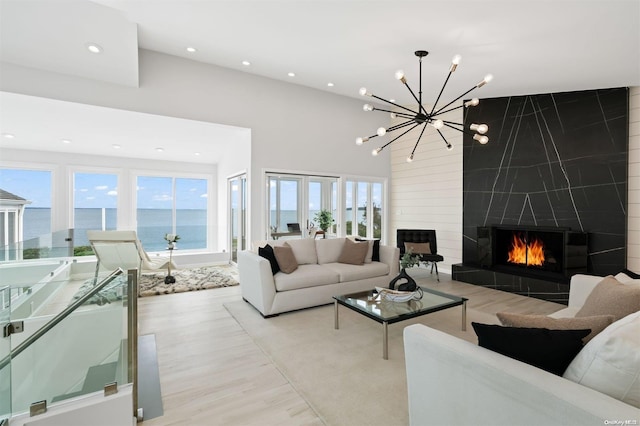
[[308, 177, 339, 237], [229, 174, 247, 263], [267, 176, 302, 240]]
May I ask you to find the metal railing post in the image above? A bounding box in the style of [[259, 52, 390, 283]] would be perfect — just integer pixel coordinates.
[[127, 269, 141, 421]]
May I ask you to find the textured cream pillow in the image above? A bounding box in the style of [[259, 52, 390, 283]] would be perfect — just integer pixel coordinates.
[[563, 311, 640, 408], [338, 238, 369, 265], [286, 238, 318, 265], [273, 243, 298, 274], [404, 242, 431, 254], [497, 312, 615, 343], [576, 276, 640, 321]]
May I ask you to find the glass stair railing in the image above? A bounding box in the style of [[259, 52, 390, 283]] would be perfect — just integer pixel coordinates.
[[0, 268, 140, 424]]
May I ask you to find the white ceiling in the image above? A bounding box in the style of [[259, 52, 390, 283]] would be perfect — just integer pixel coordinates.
[[1, 0, 639, 163]]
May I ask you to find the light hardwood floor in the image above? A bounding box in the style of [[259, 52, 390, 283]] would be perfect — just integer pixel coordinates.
[[138, 271, 565, 426]]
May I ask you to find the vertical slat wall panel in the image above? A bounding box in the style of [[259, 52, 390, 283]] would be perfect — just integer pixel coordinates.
[[628, 87, 640, 272]]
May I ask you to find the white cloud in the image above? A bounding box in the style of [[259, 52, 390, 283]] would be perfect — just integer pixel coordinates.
[[189, 188, 197, 192], [79, 188, 88, 192], [200, 193, 208, 198], [95, 185, 108, 190], [107, 190, 117, 196], [152, 194, 173, 202], [86, 196, 96, 200]]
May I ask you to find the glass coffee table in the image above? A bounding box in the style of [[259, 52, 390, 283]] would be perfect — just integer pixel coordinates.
[[333, 287, 467, 359]]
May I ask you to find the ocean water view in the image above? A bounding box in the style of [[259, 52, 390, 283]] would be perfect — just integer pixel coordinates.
[[22, 208, 206, 251]]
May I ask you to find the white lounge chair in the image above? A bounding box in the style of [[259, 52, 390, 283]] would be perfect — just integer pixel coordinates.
[[87, 230, 176, 291]]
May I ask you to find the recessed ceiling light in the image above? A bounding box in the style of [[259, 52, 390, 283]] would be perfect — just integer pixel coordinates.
[[2, 133, 15, 139], [194, 152, 201, 156], [242, 60, 251, 66], [186, 47, 197, 53], [327, 82, 334, 87], [86, 43, 102, 54], [61, 139, 71, 144], [112, 144, 121, 149], [389, 99, 396, 103], [155, 147, 164, 153], [287, 72, 295, 77]]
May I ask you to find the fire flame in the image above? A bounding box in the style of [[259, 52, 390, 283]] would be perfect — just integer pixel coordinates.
[[507, 233, 545, 266]]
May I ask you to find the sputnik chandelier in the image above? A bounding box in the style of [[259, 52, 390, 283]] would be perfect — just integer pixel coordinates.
[[356, 50, 493, 161]]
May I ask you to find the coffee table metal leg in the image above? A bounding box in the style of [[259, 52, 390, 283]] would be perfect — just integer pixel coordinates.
[[382, 321, 389, 360], [461, 300, 467, 331], [334, 300, 339, 330]]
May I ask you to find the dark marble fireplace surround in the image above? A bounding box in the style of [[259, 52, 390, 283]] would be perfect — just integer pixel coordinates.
[[453, 87, 629, 304]]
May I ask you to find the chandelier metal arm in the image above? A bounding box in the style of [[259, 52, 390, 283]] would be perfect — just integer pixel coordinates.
[[442, 121, 475, 137], [409, 124, 429, 158], [429, 70, 454, 117], [433, 103, 465, 116], [388, 119, 418, 133], [433, 85, 479, 116], [435, 128, 452, 148], [371, 94, 419, 115], [402, 82, 429, 116], [379, 123, 422, 150], [372, 107, 414, 119]]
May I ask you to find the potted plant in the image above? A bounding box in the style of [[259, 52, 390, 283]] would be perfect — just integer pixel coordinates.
[[314, 210, 334, 237], [164, 233, 180, 249]]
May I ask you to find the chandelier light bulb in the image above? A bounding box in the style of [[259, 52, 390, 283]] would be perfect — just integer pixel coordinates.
[[477, 74, 494, 88], [363, 104, 374, 112], [465, 98, 480, 107], [395, 70, 407, 84], [406, 154, 414, 163], [450, 54, 461, 72], [432, 119, 444, 129], [390, 112, 397, 119], [356, 136, 369, 145], [446, 143, 454, 151], [377, 127, 387, 136], [470, 123, 489, 134], [359, 87, 371, 96], [372, 147, 382, 156], [473, 134, 489, 144]]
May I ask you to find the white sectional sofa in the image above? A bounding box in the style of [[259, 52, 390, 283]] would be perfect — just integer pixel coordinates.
[[238, 237, 399, 316], [404, 273, 640, 425]]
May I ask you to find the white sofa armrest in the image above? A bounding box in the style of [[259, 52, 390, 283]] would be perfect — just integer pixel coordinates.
[[237, 250, 277, 316], [378, 245, 400, 276], [404, 324, 639, 426]]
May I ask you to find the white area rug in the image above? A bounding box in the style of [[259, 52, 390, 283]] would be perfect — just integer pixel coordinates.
[[224, 299, 499, 426]]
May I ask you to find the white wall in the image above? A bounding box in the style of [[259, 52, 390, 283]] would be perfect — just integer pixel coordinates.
[[0, 49, 389, 245], [390, 107, 463, 274], [628, 86, 640, 271]]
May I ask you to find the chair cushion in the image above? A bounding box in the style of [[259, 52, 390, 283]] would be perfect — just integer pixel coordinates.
[[274, 264, 340, 291], [575, 276, 640, 321], [472, 322, 590, 376], [273, 244, 298, 274], [286, 238, 318, 265], [338, 238, 369, 265], [405, 241, 432, 254], [323, 262, 389, 282], [496, 312, 615, 343], [563, 310, 640, 408], [316, 238, 346, 264], [258, 244, 280, 275]]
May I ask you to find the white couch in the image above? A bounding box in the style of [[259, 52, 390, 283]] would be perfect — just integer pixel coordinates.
[[404, 274, 640, 425], [238, 237, 399, 316]]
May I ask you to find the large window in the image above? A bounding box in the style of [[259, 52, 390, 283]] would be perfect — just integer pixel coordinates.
[[73, 172, 118, 252], [137, 176, 208, 251], [345, 180, 383, 239], [0, 168, 52, 242]]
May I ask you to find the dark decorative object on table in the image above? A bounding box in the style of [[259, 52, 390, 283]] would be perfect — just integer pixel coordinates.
[[389, 250, 421, 291]]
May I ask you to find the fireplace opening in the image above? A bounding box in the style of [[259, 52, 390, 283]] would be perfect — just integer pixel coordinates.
[[477, 225, 588, 280], [496, 229, 564, 273]]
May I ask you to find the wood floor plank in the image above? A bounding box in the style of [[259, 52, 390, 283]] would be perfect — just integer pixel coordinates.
[[138, 273, 565, 425]]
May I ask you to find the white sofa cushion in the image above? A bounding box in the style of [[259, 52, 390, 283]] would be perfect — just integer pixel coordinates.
[[563, 310, 640, 408], [323, 261, 389, 282], [274, 264, 339, 291], [285, 238, 318, 265], [316, 238, 345, 264]]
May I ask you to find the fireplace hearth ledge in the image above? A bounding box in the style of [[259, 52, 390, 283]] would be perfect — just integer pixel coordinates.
[[452, 263, 570, 305]]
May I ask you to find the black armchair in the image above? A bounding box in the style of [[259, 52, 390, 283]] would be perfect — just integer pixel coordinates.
[[396, 229, 444, 281]]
